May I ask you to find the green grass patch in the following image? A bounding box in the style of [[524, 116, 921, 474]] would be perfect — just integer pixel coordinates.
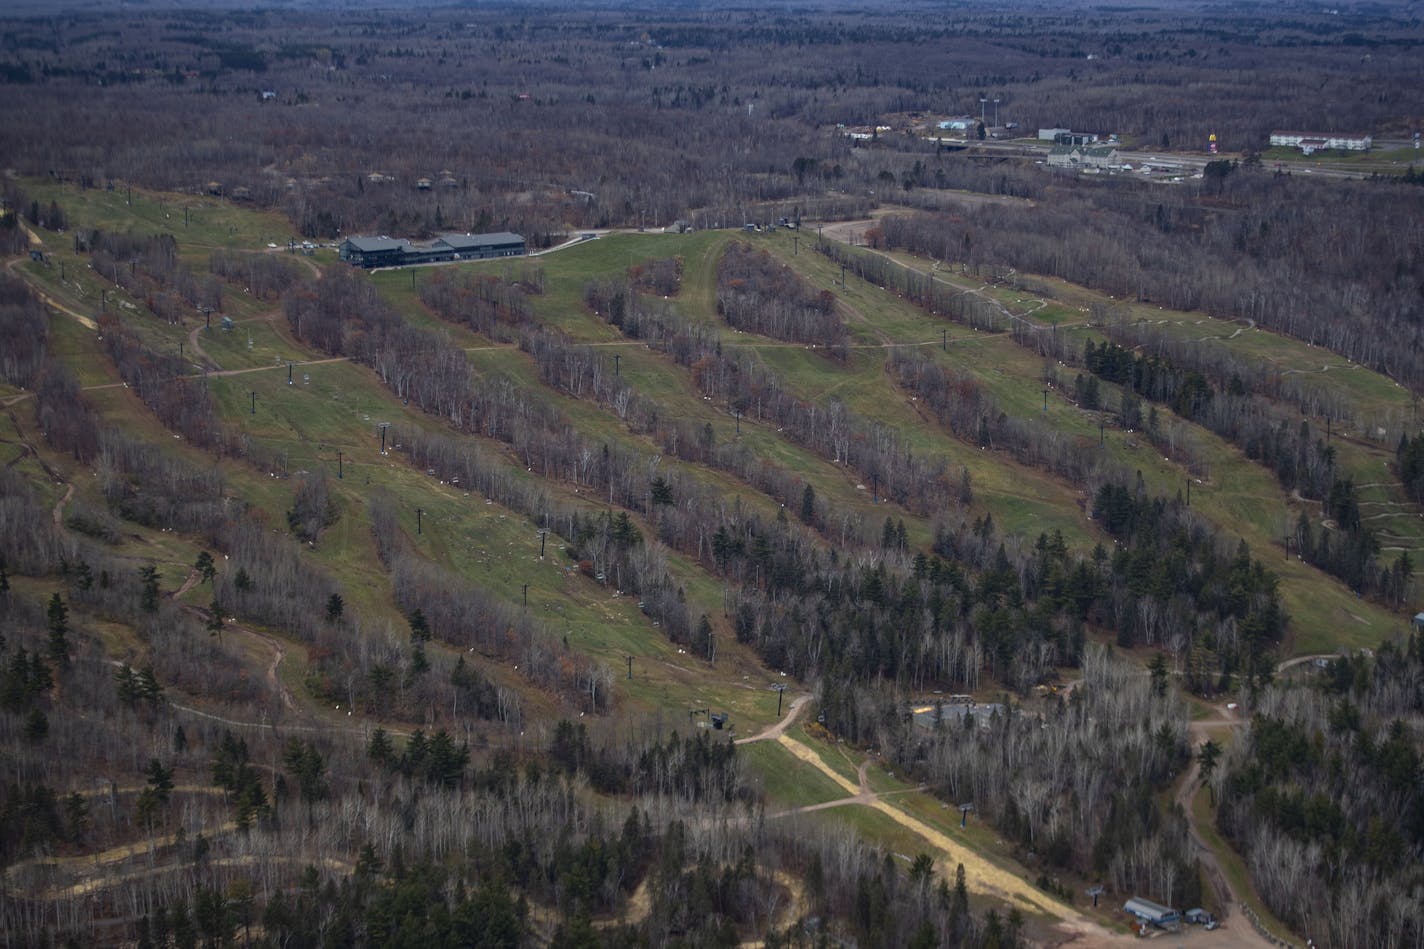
[[743, 740, 853, 808]]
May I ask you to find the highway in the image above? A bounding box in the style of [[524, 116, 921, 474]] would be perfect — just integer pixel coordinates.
[[935, 135, 1409, 182]]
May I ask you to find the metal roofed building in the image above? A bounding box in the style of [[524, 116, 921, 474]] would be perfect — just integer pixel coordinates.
[[338, 236, 410, 268], [1123, 896, 1180, 929], [432, 232, 526, 259], [339, 232, 526, 269]]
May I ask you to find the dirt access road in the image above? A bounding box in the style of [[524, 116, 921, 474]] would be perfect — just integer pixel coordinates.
[[736, 697, 1147, 946]]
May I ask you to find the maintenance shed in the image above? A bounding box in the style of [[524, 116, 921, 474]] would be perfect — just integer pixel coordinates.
[[1124, 896, 1179, 929]]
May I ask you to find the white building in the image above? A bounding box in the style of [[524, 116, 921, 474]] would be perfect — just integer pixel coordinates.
[[1270, 130, 1372, 153], [1047, 144, 1120, 170]]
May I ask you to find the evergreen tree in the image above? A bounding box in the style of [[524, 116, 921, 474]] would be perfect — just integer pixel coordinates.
[[139, 565, 161, 612], [194, 550, 216, 584], [46, 592, 69, 666]]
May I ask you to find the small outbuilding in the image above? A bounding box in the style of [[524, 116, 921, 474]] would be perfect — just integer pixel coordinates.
[[1123, 896, 1179, 929]]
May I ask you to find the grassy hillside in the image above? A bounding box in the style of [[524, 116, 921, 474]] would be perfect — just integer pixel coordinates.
[[4, 180, 1416, 946]]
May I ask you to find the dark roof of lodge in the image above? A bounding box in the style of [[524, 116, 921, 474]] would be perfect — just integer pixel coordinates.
[[435, 231, 525, 251], [343, 236, 409, 252]]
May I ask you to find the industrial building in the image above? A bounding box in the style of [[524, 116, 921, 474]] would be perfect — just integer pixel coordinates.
[[1269, 130, 1373, 154], [339, 232, 526, 269], [1039, 128, 1100, 146]]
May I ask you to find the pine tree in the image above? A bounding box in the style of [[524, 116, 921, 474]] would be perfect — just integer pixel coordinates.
[[800, 483, 817, 524], [46, 593, 70, 666], [139, 565, 161, 612], [408, 608, 430, 643], [195, 551, 216, 584], [368, 727, 394, 766]]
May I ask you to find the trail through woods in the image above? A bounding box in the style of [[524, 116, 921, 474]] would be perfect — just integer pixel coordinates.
[[733, 693, 1139, 944]]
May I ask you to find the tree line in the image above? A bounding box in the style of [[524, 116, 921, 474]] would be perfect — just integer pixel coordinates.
[[716, 242, 847, 359]]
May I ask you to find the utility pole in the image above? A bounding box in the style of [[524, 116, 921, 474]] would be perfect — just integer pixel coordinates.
[[774, 683, 786, 717]]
